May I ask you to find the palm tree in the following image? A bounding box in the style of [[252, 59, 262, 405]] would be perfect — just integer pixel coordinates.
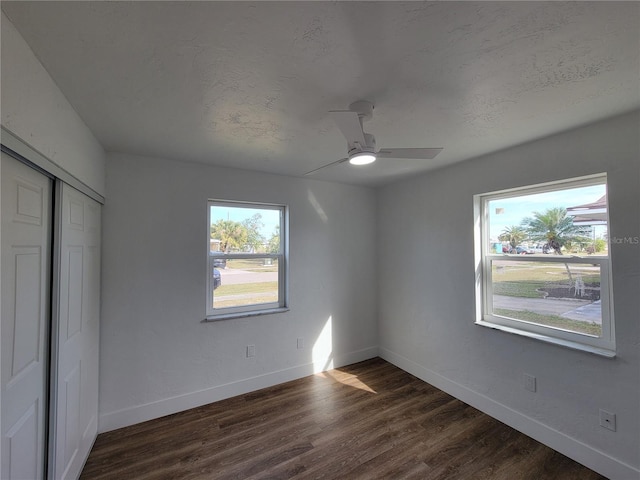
[[521, 207, 582, 282], [210, 220, 248, 253], [520, 207, 581, 254], [498, 226, 527, 253]]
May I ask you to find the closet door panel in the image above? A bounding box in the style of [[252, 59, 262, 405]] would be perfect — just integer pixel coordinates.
[[1, 152, 51, 480], [52, 183, 100, 480]]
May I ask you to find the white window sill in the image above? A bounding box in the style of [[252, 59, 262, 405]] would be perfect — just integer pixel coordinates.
[[203, 307, 289, 322], [475, 319, 616, 358]]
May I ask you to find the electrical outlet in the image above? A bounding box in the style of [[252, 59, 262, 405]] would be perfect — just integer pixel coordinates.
[[246, 345, 255, 358], [297, 338, 304, 350], [524, 374, 536, 392], [599, 409, 616, 431]]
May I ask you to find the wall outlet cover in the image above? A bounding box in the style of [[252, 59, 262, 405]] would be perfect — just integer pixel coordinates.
[[599, 409, 616, 431], [524, 374, 536, 392]]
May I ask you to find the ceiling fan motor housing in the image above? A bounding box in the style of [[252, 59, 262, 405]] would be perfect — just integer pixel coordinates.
[[349, 132, 376, 154]]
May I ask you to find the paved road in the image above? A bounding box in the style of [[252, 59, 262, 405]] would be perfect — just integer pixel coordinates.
[[493, 295, 601, 324], [217, 268, 277, 285]]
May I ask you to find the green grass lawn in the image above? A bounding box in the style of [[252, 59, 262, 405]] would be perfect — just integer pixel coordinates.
[[213, 281, 278, 308], [492, 281, 546, 298], [492, 263, 600, 299], [214, 294, 279, 308], [493, 308, 601, 336], [215, 281, 278, 296], [493, 263, 600, 282], [226, 259, 278, 272]]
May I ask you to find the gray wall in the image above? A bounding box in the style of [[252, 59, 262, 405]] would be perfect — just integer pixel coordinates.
[[377, 111, 640, 477], [99, 153, 379, 431], [1, 12, 106, 195]]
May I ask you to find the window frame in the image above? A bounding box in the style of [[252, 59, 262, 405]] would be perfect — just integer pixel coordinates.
[[206, 199, 288, 320], [474, 174, 615, 356]]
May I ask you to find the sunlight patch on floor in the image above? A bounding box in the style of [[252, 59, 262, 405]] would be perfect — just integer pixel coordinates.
[[318, 370, 377, 393]]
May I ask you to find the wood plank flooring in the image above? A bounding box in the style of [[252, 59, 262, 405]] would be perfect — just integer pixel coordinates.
[[81, 358, 605, 479]]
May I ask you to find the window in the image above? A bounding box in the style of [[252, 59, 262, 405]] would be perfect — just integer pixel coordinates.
[[474, 174, 615, 356], [206, 200, 287, 319]]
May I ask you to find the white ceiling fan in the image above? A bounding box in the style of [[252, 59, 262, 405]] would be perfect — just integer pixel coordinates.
[[305, 100, 443, 175]]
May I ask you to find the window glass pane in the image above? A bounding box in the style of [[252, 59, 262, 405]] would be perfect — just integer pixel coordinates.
[[210, 204, 281, 254], [491, 260, 602, 337], [212, 258, 279, 309], [487, 184, 608, 256], [207, 200, 286, 317]]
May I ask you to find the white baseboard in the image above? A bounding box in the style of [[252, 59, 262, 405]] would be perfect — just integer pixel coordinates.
[[98, 346, 378, 433], [379, 347, 639, 480], [332, 346, 380, 370]]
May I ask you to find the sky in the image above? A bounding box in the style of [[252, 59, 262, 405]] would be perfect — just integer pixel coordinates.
[[210, 204, 280, 239], [209, 184, 606, 244], [488, 184, 607, 241]]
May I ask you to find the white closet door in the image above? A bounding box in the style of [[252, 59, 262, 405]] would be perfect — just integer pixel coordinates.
[[1, 152, 51, 480], [51, 183, 100, 480]]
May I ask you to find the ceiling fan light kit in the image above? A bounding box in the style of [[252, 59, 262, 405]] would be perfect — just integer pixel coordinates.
[[348, 151, 376, 165], [305, 100, 443, 175]]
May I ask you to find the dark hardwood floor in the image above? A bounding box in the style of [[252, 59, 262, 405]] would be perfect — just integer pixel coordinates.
[[81, 358, 605, 479]]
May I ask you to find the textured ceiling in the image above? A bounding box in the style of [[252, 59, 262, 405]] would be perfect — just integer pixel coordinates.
[[2, 1, 639, 186]]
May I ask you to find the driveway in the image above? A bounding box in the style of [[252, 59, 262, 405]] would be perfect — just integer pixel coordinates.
[[560, 300, 602, 324]]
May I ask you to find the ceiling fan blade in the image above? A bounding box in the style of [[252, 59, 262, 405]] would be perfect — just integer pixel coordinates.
[[329, 110, 367, 147], [377, 148, 443, 159], [304, 158, 349, 176]]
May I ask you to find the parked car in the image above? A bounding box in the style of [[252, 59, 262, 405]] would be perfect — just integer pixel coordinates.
[[529, 244, 546, 254], [213, 268, 221, 290], [209, 251, 227, 269], [513, 244, 547, 254]]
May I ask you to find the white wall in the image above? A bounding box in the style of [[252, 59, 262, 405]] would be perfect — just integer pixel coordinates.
[[377, 111, 640, 479], [99, 153, 378, 431], [1, 12, 105, 196]]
